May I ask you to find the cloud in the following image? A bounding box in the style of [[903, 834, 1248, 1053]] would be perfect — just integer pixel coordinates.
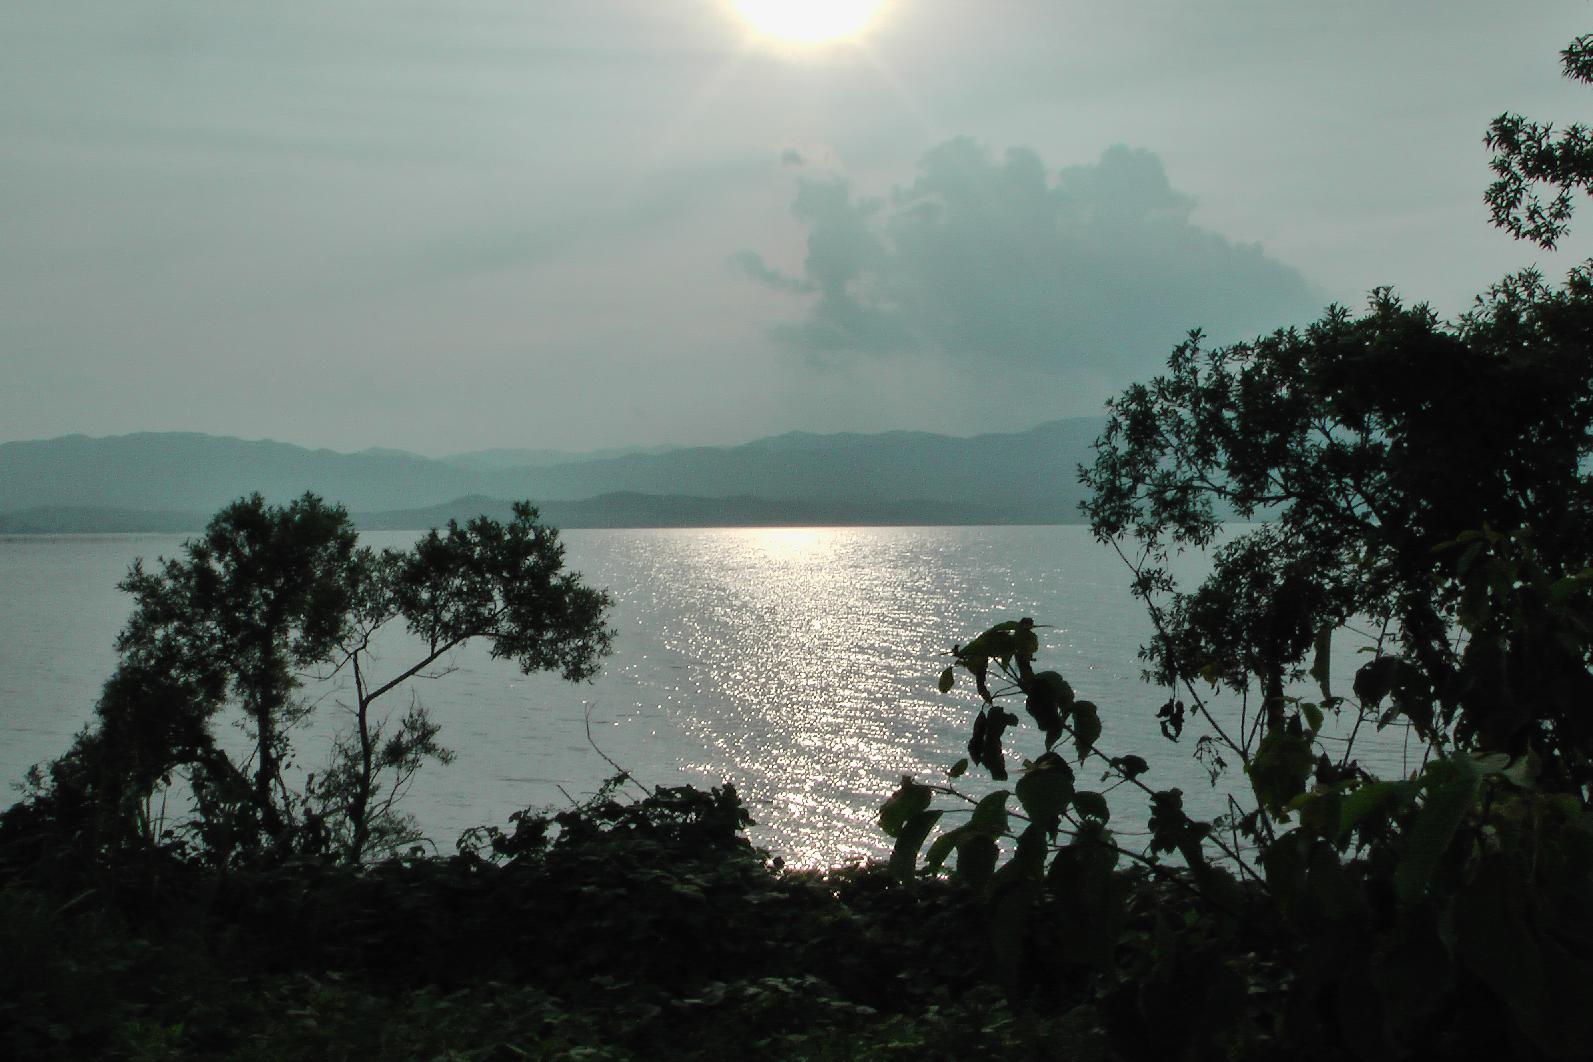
[[741, 138, 1322, 389], [728, 250, 813, 294]]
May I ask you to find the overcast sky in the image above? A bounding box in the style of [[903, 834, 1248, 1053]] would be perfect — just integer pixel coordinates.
[[4, 1, 1593, 454]]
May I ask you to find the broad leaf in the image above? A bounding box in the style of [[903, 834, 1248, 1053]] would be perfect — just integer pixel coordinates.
[[1338, 779, 1417, 838], [878, 778, 932, 838], [1148, 788, 1206, 863], [888, 809, 942, 883], [1025, 670, 1073, 747], [1303, 701, 1324, 733], [1310, 623, 1333, 700], [1395, 760, 1483, 903], [1072, 790, 1110, 822], [1249, 727, 1315, 815], [1072, 700, 1102, 764], [924, 826, 966, 871], [1354, 655, 1405, 707], [1016, 762, 1075, 826], [970, 708, 1020, 781], [967, 789, 1012, 837]]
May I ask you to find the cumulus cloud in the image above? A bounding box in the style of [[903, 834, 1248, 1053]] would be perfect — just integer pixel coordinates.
[[739, 138, 1322, 388]]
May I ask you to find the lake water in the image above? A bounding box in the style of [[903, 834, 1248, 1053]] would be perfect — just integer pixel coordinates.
[[0, 527, 1417, 865]]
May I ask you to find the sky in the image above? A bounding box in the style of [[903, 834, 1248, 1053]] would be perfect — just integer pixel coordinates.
[[4, 0, 1593, 455]]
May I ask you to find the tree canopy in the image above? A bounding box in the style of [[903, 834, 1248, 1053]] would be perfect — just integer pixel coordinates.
[[1080, 268, 1593, 790]]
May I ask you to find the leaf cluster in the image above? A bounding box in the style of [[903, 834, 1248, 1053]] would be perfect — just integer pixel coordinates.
[[1486, 33, 1593, 248]]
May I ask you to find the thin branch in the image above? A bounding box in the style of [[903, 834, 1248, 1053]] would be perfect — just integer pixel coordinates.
[[1107, 536, 1250, 761], [583, 705, 651, 797], [362, 634, 475, 705]]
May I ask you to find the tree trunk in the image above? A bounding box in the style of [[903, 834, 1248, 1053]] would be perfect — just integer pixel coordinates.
[[1263, 664, 1286, 733], [348, 653, 374, 864]]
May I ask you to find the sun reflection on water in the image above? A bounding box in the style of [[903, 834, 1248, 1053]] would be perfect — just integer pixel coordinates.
[[600, 526, 1124, 866]]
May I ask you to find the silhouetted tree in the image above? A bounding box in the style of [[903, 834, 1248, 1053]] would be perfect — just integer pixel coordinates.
[[1082, 268, 1593, 795], [34, 495, 613, 864]]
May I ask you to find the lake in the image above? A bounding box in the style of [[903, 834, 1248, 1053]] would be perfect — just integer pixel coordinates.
[[0, 526, 1416, 865]]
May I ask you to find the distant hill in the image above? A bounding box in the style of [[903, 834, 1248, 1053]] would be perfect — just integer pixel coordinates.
[[441, 444, 680, 470], [0, 419, 1107, 530], [0, 433, 477, 514], [498, 420, 1104, 509]]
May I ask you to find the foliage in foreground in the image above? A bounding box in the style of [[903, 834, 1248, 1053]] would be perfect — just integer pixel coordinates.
[[887, 613, 1593, 1061], [0, 782, 1110, 1061]]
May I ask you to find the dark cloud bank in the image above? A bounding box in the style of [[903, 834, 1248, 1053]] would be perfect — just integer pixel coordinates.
[[737, 139, 1322, 412]]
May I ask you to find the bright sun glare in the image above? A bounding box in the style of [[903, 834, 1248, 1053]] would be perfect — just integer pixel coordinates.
[[734, 0, 885, 45]]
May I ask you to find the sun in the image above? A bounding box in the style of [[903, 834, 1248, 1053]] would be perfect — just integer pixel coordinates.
[[733, 0, 886, 45]]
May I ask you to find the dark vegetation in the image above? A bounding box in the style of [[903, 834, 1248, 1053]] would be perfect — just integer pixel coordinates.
[[7, 31, 1593, 1062]]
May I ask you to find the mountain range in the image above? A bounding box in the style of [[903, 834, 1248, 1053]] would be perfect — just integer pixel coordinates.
[[0, 419, 1106, 531]]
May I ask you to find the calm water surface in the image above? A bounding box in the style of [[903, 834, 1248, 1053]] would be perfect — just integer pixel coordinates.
[[0, 527, 1413, 865]]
